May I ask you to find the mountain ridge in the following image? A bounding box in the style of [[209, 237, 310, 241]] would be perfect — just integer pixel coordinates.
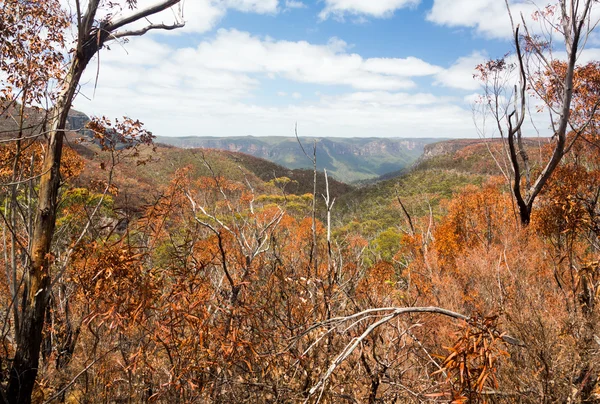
[[155, 135, 442, 183]]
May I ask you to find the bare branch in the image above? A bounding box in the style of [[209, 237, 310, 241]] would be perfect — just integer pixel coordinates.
[[104, 0, 182, 33], [110, 21, 184, 39], [300, 306, 523, 401], [395, 188, 414, 236]]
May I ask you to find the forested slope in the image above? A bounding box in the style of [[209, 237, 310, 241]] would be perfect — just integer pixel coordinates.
[[9, 121, 600, 402], [3, 1, 600, 402]]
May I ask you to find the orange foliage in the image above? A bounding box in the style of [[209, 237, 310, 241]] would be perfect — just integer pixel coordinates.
[[0, 142, 83, 182], [434, 179, 514, 269]]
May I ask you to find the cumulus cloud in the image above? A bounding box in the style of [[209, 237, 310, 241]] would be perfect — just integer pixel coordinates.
[[76, 84, 476, 138], [159, 0, 278, 33], [73, 31, 479, 138], [426, 0, 537, 39], [189, 29, 442, 90], [553, 47, 600, 65], [55, 1, 573, 141], [437, 45, 600, 96], [363, 57, 443, 77], [321, 91, 455, 107], [176, 1, 226, 34], [435, 51, 486, 91], [100, 37, 172, 66], [427, 0, 600, 41], [319, 0, 420, 20], [223, 0, 279, 14]]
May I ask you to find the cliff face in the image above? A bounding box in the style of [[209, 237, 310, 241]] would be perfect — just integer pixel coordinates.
[[155, 136, 439, 183], [324, 139, 421, 156], [66, 109, 90, 132], [0, 103, 90, 137], [421, 139, 488, 159]]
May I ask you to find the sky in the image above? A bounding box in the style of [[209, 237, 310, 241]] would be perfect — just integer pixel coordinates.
[[64, 0, 600, 138]]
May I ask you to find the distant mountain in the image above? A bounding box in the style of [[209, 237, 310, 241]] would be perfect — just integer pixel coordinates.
[[155, 136, 441, 183]]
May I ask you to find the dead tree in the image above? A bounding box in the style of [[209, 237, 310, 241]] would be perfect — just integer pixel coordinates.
[[480, 0, 599, 225]]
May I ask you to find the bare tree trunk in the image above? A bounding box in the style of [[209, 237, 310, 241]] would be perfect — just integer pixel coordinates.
[[4, 0, 184, 399], [295, 126, 318, 276], [474, 1, 599, 225], [6, 40, 97, 404], [322, 169, 335, 280]]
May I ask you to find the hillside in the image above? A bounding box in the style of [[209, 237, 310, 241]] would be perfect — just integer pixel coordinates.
[[6, 3, 600, 403], [334, 137, 550, 234], [72, 141, 355, 212], [155, 135, 439, 183], [2, 105, 430, 187], [416, 137, 549, 174], [0, 106, 353, 210]]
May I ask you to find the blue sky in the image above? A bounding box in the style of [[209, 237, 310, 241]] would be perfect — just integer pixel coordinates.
[[68, 0, 600, 138]]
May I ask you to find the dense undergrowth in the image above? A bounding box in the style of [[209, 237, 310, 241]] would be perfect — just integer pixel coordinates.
[[2, 133, 599, 402]]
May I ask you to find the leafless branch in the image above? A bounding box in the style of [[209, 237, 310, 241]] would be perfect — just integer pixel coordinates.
[[104, 0, 182, 32], [110, 21, 184, 39]]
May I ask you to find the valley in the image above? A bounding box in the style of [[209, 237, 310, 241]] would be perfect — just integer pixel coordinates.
[[155, 135, 440, 183], [3, 1, 600, 402]]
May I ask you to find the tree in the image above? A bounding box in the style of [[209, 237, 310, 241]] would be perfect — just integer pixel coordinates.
[[0, 1, 184, 402], [477, 0, 600, 225]]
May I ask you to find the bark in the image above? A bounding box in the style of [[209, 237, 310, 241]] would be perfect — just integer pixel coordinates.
[[6, 30, 102, 403]]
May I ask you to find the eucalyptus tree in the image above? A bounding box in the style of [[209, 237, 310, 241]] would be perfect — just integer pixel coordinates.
[[0, 1, 185, 402]]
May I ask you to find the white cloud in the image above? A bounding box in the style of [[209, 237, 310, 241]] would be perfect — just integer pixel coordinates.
[[76, 85, 476, 138], [71, 27, 494, 140], [364, 57, 443, 77], [427, 0, 600, 41], [0, 70, 8, 92], [435, 51, 486, 91], [463, 93, 482, 104], [166, 0, 278, 34], [91, 29, 446, 98], [553, 47, 600, 65], [575, 47, 600, 64], [321, 91, 454, 107], [588, 31, 600, 47], [326, 37, 350, 53], [428, 0, 504, 39], [431, 0, 562, 41], [101, 37, 172, 66], [285, 0, 306, 9], [427, 0, 538, 39], [319, 0, 420, 20], [177, 1, 227, 34], [223, 0, 279, 14], [74, 35, 478, 139], [189, 29, 442, 90]]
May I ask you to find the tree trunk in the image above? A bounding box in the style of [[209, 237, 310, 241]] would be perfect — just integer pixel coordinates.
[[6, 46, 95, 404]]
